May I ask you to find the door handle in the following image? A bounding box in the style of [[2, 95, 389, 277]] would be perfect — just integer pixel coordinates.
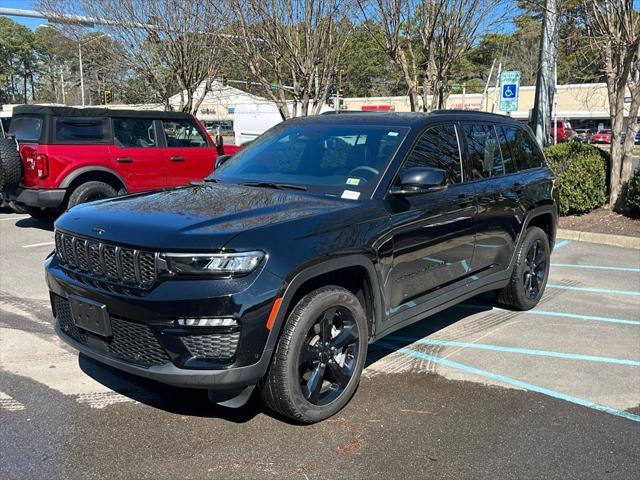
[[170, 156, 185, 162], [116, 157, 133, 163], [512, 183, 525, 193]]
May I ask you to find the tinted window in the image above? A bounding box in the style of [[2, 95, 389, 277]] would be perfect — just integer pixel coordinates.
[[9, 117, 42, 142], [55, 118, 107, 142], [162, 119, 208, 147], [496, 127, 517, 174], [401, 125, 462, 184], [463, 124, 504, 179], [214, 123, 408, 198], [113, 118, 156, 148], [501, 127, 543, 171]]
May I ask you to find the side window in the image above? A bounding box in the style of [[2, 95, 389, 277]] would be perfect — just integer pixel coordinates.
[[401, 124, 462, 184], [463, 124, 504, 179], [54, 117, 107, 142], [162, 119, 208, 148], [9, 116, 42, 142], [502, 126, 543, 171], [113, 118, 156, 148], [496, 127, 518, 174]]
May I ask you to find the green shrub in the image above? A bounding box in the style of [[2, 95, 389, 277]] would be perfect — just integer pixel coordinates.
[[544, 142, 607, 215], [626, 168, 640, 213]]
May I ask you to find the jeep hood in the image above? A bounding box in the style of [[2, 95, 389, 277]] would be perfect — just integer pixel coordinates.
[[54, 183, 353, 250]]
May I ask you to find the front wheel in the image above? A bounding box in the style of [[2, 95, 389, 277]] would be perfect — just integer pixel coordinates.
[[260, 286, 368, 423], [497, 226, 550, 310]]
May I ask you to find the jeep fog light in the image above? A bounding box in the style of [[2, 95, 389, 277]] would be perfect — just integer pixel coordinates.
[[177, 318, 237, 327]]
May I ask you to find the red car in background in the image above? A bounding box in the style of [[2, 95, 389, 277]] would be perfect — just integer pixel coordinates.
[[0, 105, 239, 221], [591, 129, 612, 144], [550, 119, 574, 142]]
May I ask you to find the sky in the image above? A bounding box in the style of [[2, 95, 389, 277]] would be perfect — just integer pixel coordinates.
[[1, 0, 49, 29]]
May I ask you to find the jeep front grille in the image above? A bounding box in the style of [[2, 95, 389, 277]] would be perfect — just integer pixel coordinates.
[[55, 231, 158, 289]]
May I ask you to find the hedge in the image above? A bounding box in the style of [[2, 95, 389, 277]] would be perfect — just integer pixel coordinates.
[[626, 167, 640, 214], [544, 142, 607, 215]]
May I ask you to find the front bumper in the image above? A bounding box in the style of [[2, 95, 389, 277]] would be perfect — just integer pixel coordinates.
[[11, 187, 66, 208], [46, 255, 284, 390]]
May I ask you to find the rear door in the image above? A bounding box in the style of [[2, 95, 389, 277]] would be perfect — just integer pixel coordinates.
[[160, 117, 216, 186], [386, 123, 476, 319], [461, 123, 519, 280], [109, 117, 166, 192]]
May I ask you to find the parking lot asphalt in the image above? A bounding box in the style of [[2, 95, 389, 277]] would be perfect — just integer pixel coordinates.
[[1, 209, 639, 480]]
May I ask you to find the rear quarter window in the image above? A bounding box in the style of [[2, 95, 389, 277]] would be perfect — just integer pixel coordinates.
[[9, 116, 43, 142], [54, 117, 108, 143]]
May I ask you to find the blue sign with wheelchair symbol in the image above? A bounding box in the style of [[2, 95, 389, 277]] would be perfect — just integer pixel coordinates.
[[502, 84, 517, 98]]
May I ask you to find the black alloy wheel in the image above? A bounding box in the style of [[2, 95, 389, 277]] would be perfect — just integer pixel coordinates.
[[523, 239, 547, 300], [298, 306, 360, 406]]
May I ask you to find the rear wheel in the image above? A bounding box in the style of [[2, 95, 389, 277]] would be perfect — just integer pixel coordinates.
[[497, 226, 550, 310], [67, 181, 117, 209], [260, 286, 368, 423]]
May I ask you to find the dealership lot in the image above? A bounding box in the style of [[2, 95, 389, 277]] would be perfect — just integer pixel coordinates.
[[1, 209, 638, 479]]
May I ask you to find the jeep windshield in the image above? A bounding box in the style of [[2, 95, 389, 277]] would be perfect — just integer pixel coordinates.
[[213, 122, 409, 199]]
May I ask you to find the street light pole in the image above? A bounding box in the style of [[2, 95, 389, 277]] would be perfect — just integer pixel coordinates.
[[78, 41, 85, 106]]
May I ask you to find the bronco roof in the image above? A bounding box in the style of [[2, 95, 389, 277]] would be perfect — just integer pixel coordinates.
[[12, 105, 193, 120]]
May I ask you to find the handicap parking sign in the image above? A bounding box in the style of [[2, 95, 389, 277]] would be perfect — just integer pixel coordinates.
[[499, 71, 521, 112], [502, 84, 516, 98]]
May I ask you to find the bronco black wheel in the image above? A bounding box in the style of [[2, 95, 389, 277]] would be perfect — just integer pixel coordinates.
[[260, 286, 368, 423], [497, 226, 550, 310]]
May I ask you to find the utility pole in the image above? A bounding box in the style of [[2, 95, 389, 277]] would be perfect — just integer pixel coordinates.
[[530, 0, 558, 147], [78, 41, 85, 106], [60, 71, 66, 104], [492, 62, 502, 113], [481, 59, 496, 112]]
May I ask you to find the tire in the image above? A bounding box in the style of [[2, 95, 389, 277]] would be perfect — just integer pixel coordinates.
[[0, 138, 22, 191], [497, 226, 550, 311], [67, 181, 117, 209], [260, 286, 368, 423], [25, 206, 62, 223]]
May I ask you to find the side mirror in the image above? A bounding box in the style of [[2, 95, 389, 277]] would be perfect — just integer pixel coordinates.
[[390, 167, 447, 196], [215, 154, 231, 169]]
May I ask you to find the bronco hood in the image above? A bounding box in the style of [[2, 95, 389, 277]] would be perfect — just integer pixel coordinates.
[[55, 183, 352, 250]]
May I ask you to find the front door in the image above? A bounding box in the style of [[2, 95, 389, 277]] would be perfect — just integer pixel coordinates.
[[387, 124, 476, 319], [160, 118, 216, 186], [110, 117, 166, 192]]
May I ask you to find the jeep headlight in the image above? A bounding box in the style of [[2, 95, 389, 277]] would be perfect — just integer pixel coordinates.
[[160, 251, 265, 276]]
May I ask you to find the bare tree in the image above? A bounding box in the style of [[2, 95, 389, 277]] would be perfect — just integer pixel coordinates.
[[38, 0, 227, 113], [581, 0, 640, 208], [226, 0, 354, 120], [358, 0, 504, 111]]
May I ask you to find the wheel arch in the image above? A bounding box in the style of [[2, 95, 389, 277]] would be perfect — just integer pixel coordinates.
[[521, 205, 557, 250], [267, 255, 383, 347], [59, 167, 127, 195]]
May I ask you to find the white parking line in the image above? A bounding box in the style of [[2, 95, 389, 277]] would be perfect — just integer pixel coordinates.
[[0, 391, 25, 411], [0, 216, 29, 222], [22, 241, 55, 249]]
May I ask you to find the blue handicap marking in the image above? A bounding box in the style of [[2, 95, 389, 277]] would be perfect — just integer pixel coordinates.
[[502, 84, 516, 98]]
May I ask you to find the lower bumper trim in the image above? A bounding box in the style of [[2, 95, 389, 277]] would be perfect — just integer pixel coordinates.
[[14, 188, 66, 208]]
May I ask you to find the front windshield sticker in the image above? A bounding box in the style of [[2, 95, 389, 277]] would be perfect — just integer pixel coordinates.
[[341, 190, 360, 200], [388, 131, 399, 136], [346, 178, 361, 186]]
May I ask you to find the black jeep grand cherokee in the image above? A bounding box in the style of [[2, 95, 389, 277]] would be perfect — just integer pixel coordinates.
[[46, 111, 557, 423]]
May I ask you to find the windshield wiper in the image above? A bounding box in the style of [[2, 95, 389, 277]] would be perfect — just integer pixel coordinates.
[[240, 181, 307, 191]]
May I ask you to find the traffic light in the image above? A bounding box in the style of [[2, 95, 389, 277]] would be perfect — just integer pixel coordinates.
[[245, 76, 250, 91], [103, 88, 112, 105], [221, 74, 227, 86], [338, 69, 344, 95]]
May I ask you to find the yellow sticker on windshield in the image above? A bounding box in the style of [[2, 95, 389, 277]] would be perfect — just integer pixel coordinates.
[[346, 178, 361, 186]]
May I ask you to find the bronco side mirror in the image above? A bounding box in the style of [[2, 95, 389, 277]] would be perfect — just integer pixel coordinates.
[[215, 154, 232, 169], [389, 167, 448, 196]]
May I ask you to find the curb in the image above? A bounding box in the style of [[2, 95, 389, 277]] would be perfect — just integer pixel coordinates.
[[557, 229, 640, 249]]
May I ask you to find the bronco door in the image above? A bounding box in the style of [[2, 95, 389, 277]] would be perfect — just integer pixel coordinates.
[[386, 123, 476, 320]]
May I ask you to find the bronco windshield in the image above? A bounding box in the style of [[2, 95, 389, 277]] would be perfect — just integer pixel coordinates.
[[213, 122, 409, 199]]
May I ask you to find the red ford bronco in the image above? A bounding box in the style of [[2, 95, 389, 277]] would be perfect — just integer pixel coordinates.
[[0, 105, 239, 221]]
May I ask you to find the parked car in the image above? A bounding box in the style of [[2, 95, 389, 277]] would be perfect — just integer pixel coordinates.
[[572, 128, 592, 143], [46, 111, 557, 423], [591, 128, 612, 144], [620, 130, 640, 144], [550, 119, 574, 142], [0, 105, 240, 221]]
